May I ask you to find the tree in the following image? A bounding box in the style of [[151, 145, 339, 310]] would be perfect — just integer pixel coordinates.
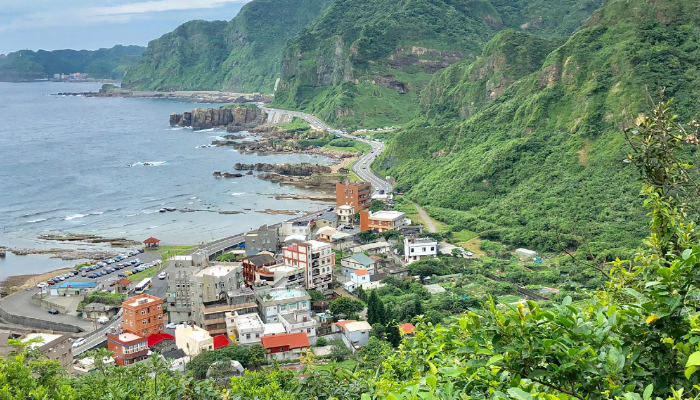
[[370, 323, 386, 340], [359, 337, 392, 369], [246, 344, 267, 371], [357, 230, 378, 243], [315, 337, 328, 347], [368, 200, 387, 212], [451, 248, 462, 257], [386, 321, 401, 348], [329, 343, 349, 362], [307, 289, 326, 303], [329, 297, 364, 318]]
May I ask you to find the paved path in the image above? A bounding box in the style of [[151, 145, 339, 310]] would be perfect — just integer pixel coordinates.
[[415, 204, 437, 233]]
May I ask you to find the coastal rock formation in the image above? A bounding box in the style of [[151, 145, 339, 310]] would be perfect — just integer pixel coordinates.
[[257, 172, 338, 191], [234, 163, 331, 176], [213, 171, 245, 178], [170, 105, 266, 130]]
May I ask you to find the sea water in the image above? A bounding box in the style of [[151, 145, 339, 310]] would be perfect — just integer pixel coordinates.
[[0, 82, 332, 278]]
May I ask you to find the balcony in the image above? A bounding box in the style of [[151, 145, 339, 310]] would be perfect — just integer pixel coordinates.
[[312, 260, 320, 267], [311, 253, 320, 260]]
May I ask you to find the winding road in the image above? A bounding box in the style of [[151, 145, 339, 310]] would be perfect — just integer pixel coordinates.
[[260, 106, 393, 194]]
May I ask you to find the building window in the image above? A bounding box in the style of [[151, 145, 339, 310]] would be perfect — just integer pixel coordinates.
[[142, 320, 146, 325], [142, 310, 146, 315], [157, 305, 162, 310]]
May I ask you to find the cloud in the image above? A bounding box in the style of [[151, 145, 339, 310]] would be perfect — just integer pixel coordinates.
[[88, 0, 251, 16], [0, 0, 251, 31]]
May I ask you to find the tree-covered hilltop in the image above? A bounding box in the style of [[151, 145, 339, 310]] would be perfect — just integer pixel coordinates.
[[121, 0, 333, 92], [272, 0, 602, 129], [0, 45, 144, 82], [375, 0, 700, 256]]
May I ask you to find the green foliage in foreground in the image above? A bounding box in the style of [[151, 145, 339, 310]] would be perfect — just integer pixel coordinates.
[[0, 45, 145, 81]]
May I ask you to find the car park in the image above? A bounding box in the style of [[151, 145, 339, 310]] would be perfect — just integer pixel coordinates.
[[138, 248, 144, 253], [72, 338, 86, 348], [81, 272, 87, 277], [124, 271, 133, 276], [118, 272, 127, 278], [47, 309, 59, 315]]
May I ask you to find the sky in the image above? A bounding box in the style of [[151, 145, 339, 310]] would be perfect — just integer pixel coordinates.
[[0, 0, 252, 54]]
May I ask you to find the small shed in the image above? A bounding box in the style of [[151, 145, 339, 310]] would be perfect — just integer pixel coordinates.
[[50, 281, 98, 296], [110, 278, 132, 294], [515, 248, 537, 260], [143, 237, 161, 248]]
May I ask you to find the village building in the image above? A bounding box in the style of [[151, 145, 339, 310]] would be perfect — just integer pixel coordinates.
[[359, 210, 407, 233], [336, 182, 372, 210], [110, 278, 132, 294], [341, 253, 376, 276], [403, 236, 438, 264], [316, 211, 339, 229], [122, 294, 164, 338], [7, 332, 75, 372], [241, 253, 279, 287], [175, 324, 213, 358], [260, 332, 310, 361], [343, 269, 371, 293], [195, 288, 257, 336], [166, 252, 208, 324], [106, 331, 149, 366], [244, 225, 279, 256], [82, 303, 119, 320], [251, 263, 305, 289], [351, 241, 393, 255], [332, 320, 372, 351], [280, 220, 311, 239], [226, 312, 265, 345], [282, 240, 334, 290], [336, 204, 355, 226], [49, 281, 98, 296]]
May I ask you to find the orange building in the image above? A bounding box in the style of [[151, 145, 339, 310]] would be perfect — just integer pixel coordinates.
[[122, 293, 164, 337], [106, 331, 148, 366], [336, 182, 372, 210], [359, 210, 407, 233]]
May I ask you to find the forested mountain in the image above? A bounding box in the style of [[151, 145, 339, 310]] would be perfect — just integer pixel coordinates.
[[0, 45, 144, 82], [272, 0, 603, 128], [375, 0, 700, 255], [121, 0, 333, 92]]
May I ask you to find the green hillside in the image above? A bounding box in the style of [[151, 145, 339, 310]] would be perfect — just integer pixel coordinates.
[[0, 45, 144, 82], [376, 0, 700, 255], [121, 0, 332, 92], [272, 0, 603, 129]]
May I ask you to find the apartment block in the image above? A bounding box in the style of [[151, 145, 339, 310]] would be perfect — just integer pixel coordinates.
[[282, 240, 334, 290], [196, 288, 257, 336], [166, 252, 208, 324], [336, 205, 355, 225], [255, 287, 311, 324], [359, 210, 406, 233], [280, 220, 311, 238], [336, 182, 372, 210], [403, 236, 438, 264], [122, 294, 164, 338], [245, 224, 279, 256], [242, 253, 279, 288]]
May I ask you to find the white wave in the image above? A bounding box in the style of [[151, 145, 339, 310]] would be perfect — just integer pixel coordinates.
[[230, 192, 245, 196], [28, 218, 48, 223], [91, 211, 104, 215], [169, 127, 185, 131], [126, 214, 138, 217], [65, 214, 88, 220], [190, 197, 197, 200], [188, 202, 194, 205], [127, 161, 166, 167], [198, 128, 217, 132], [149, 226, 158, 229], [142, 210, 159, 214]]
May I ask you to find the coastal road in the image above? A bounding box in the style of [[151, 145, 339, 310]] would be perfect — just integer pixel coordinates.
[[259, 106, 393, 195]]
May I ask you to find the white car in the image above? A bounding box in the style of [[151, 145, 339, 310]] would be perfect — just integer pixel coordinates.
[[158, 272, 167, 280], [36, 282, 48, 288], [97, 316, 109, 324], [72, 338, 86, 348]]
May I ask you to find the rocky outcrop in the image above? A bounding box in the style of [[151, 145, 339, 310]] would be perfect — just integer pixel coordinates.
[[234, 162, 331, 176], [213, 171, 245, 178], [170, 105, 266, 130]]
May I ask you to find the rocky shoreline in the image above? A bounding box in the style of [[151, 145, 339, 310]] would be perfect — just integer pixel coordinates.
[[0, 245, 119, 261]]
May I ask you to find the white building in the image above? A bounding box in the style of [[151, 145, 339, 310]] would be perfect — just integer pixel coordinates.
[[404, 236, 438, 264], [341, 253, 376, 276], [343, 269, 371, 293], [351, 241, 393, 255], [253, 264, 305, 289], [280, 220, 312, 238], [332, 320, 372, 351], [175, 325, 214, 358], [337, 205, 354, 226], [226, 312, 264, 345], [190, 263, 244, 326], [282, 240, 334, 290], [255, 287, 312, 324]]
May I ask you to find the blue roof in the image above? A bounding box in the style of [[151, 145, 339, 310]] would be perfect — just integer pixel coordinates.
[[58, 282, 98, 289], [350, 253, 375, 266]]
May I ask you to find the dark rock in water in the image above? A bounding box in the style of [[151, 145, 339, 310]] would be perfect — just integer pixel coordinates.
[[233, 162, 331, 176], [213, 171, 243, 178], [170, 105, 265, 130], [246, 171, 253, 175]]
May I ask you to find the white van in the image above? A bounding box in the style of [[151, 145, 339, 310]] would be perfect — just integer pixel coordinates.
[[97, 316, 109, 324]]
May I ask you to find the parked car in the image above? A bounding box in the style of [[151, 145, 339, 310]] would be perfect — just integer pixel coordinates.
[[97, 316, 109, 324], [36, 282, 48, 288], [124, 271, 133, 276], [47, 280, 56, 285], [47, 309, 59, 315], [138, 248, 144, 253], [118, 273, 127, 278], [158, 272, 167, 280], [72, 338, 86, 348], [81, 272, 87, 277]]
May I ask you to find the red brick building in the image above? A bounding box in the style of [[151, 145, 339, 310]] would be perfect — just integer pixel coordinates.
[[336, 182, 372, 210], [241, 253, 278, 288], [107, 294, 164, 366]]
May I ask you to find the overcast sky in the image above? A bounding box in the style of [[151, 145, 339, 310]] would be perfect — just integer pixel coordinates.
[[0, 0, 252, 54]]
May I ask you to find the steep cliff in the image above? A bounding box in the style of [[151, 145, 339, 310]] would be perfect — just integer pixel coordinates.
[[375, 0, 700, 254], [0, 45, 144, 82], [122, 0, 332, 92], [170, 105, 266, 130], [272, 0, 602, 129]]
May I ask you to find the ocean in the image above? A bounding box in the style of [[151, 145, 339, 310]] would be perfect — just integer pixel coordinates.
[[0, 82, 332, 279]]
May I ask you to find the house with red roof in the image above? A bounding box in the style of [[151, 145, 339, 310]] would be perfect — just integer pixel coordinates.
[[399, 323, 415, 336], [260, 332, 310, 361], [109, 278, 132, 294]]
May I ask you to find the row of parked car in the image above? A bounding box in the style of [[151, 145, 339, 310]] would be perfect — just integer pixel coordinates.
[[36, 249, 147, 288], [116, 259, 161, 278]]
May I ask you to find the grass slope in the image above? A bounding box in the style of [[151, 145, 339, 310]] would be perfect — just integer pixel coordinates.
[[376, 0, 700, 256]]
